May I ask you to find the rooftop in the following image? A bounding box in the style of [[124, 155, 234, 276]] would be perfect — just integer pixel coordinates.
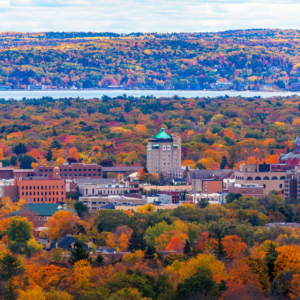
[[46, 235, 89, 251], [13, 203, 74, 216], [102, 166, 142, 172], [155, 128, 171, 139]]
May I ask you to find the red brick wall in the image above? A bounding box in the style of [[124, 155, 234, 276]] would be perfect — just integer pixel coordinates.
[[17, 179, 66, 203]]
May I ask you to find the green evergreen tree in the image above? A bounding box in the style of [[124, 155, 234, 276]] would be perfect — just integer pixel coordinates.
[[52, 129, 58, 136], [1, 280, 18, 300], [213, 235, 227, 261], [127, 230, 147, 252], [145, 245, 157, 260], [198, 198, 209, 208], [251, 213, 259, 227], [74, 202, 89, 218], [19, 155, 36, 169], [0, 254, 24, 281], [68, 242, 92, 265], [196, 163, 206, 170], [220, 156, 228, 169], [176, 265, 224, 300], [45, 149, 52, 161], [269, 279, 282, 299], [183, 239, 191, 255], [50, 140, 61, 149], [93, 254, 104, 267], [264, 242, 278, 282]]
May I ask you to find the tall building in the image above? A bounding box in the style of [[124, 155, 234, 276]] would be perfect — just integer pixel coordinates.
[[147, 128, 181, 174]]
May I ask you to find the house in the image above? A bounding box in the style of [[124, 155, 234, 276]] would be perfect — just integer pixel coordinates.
[[44, 234, 93, 251], [12, 203, 74, 226], [187, 169, 234, 185]]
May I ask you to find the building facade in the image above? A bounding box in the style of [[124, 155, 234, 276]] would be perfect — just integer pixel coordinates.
[[185, 193, 224, 204], [228, 184, 264, 198], [147, 128, 181, 174], [235, 164, 287, 195], [80, 195, 145, 212], [186, 169, 234, 186], [191, 179, 223, 194], [34, 163, 103, 179], [17, 167, 66, 203], [279, 136, 300, 165]]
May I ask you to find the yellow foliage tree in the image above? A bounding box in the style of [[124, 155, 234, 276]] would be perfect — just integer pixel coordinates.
[[166, 253, 225, 286], [204, 149, 222, 164], [136, 204, 157, 214], [18, 285, 46, 300], [134, 124, 147, 132], [197, 157, 215, 169], [275, 245, 300, 274]]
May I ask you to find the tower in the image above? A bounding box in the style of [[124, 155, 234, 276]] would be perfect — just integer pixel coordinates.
[[146, 128, 181, 174], [293, 136, 300, 154], [53, 166, 61, 179]]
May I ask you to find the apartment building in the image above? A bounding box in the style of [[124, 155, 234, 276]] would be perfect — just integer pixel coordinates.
[[147, 128, 181, 174]]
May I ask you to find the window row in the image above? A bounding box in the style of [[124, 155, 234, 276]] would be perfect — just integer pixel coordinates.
[[40, 168, 101, 172], [22, 191, 64, 196], [25, 197, 64, 202], [22, 185, 63, 190]]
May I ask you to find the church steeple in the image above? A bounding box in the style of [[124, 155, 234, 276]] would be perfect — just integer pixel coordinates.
[[293, 136, 300, 154]]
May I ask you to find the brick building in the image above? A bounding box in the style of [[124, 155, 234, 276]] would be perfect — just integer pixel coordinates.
[[191, 179, 223, 194], [34, 163, 103, 179], [14, 169, 35, 179], [186, 169, 234, 185], [228, 184, 264, 198], [158, 190, 181, 204], [0, 166, 14, 179], [16, 166, 66, 203], [279, 136, 300, 166]]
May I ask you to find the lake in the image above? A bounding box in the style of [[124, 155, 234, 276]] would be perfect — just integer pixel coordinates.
[[1, 89, 300, 100]]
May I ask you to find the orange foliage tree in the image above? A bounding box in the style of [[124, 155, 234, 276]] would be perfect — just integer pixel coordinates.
[[222, 235, 247, 259], [165, 237, 183, 254], [42, 210, 82, 240]]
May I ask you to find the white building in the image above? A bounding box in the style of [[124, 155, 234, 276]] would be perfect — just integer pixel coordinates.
[[185, 193, 225, 204]]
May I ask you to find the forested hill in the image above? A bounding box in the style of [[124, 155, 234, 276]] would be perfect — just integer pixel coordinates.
[[0, 94, 299, 176], [1, 29, 300, 89]]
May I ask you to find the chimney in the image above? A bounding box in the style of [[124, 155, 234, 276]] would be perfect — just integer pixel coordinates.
[[88, 236, 93, 249], [46, 238, 51, 250]]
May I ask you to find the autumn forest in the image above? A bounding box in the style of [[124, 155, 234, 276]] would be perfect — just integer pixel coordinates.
[[2, 28, 300, 300], [1, 29, 300, 90]]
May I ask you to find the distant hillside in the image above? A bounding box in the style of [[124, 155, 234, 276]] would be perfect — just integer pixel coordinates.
[[1, 29, 300, 90]]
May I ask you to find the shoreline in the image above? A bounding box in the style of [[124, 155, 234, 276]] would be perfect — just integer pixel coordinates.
[[0, 89, 296, 93]]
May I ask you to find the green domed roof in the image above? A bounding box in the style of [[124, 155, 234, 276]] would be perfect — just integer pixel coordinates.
[[155, 128, 171, 139]]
